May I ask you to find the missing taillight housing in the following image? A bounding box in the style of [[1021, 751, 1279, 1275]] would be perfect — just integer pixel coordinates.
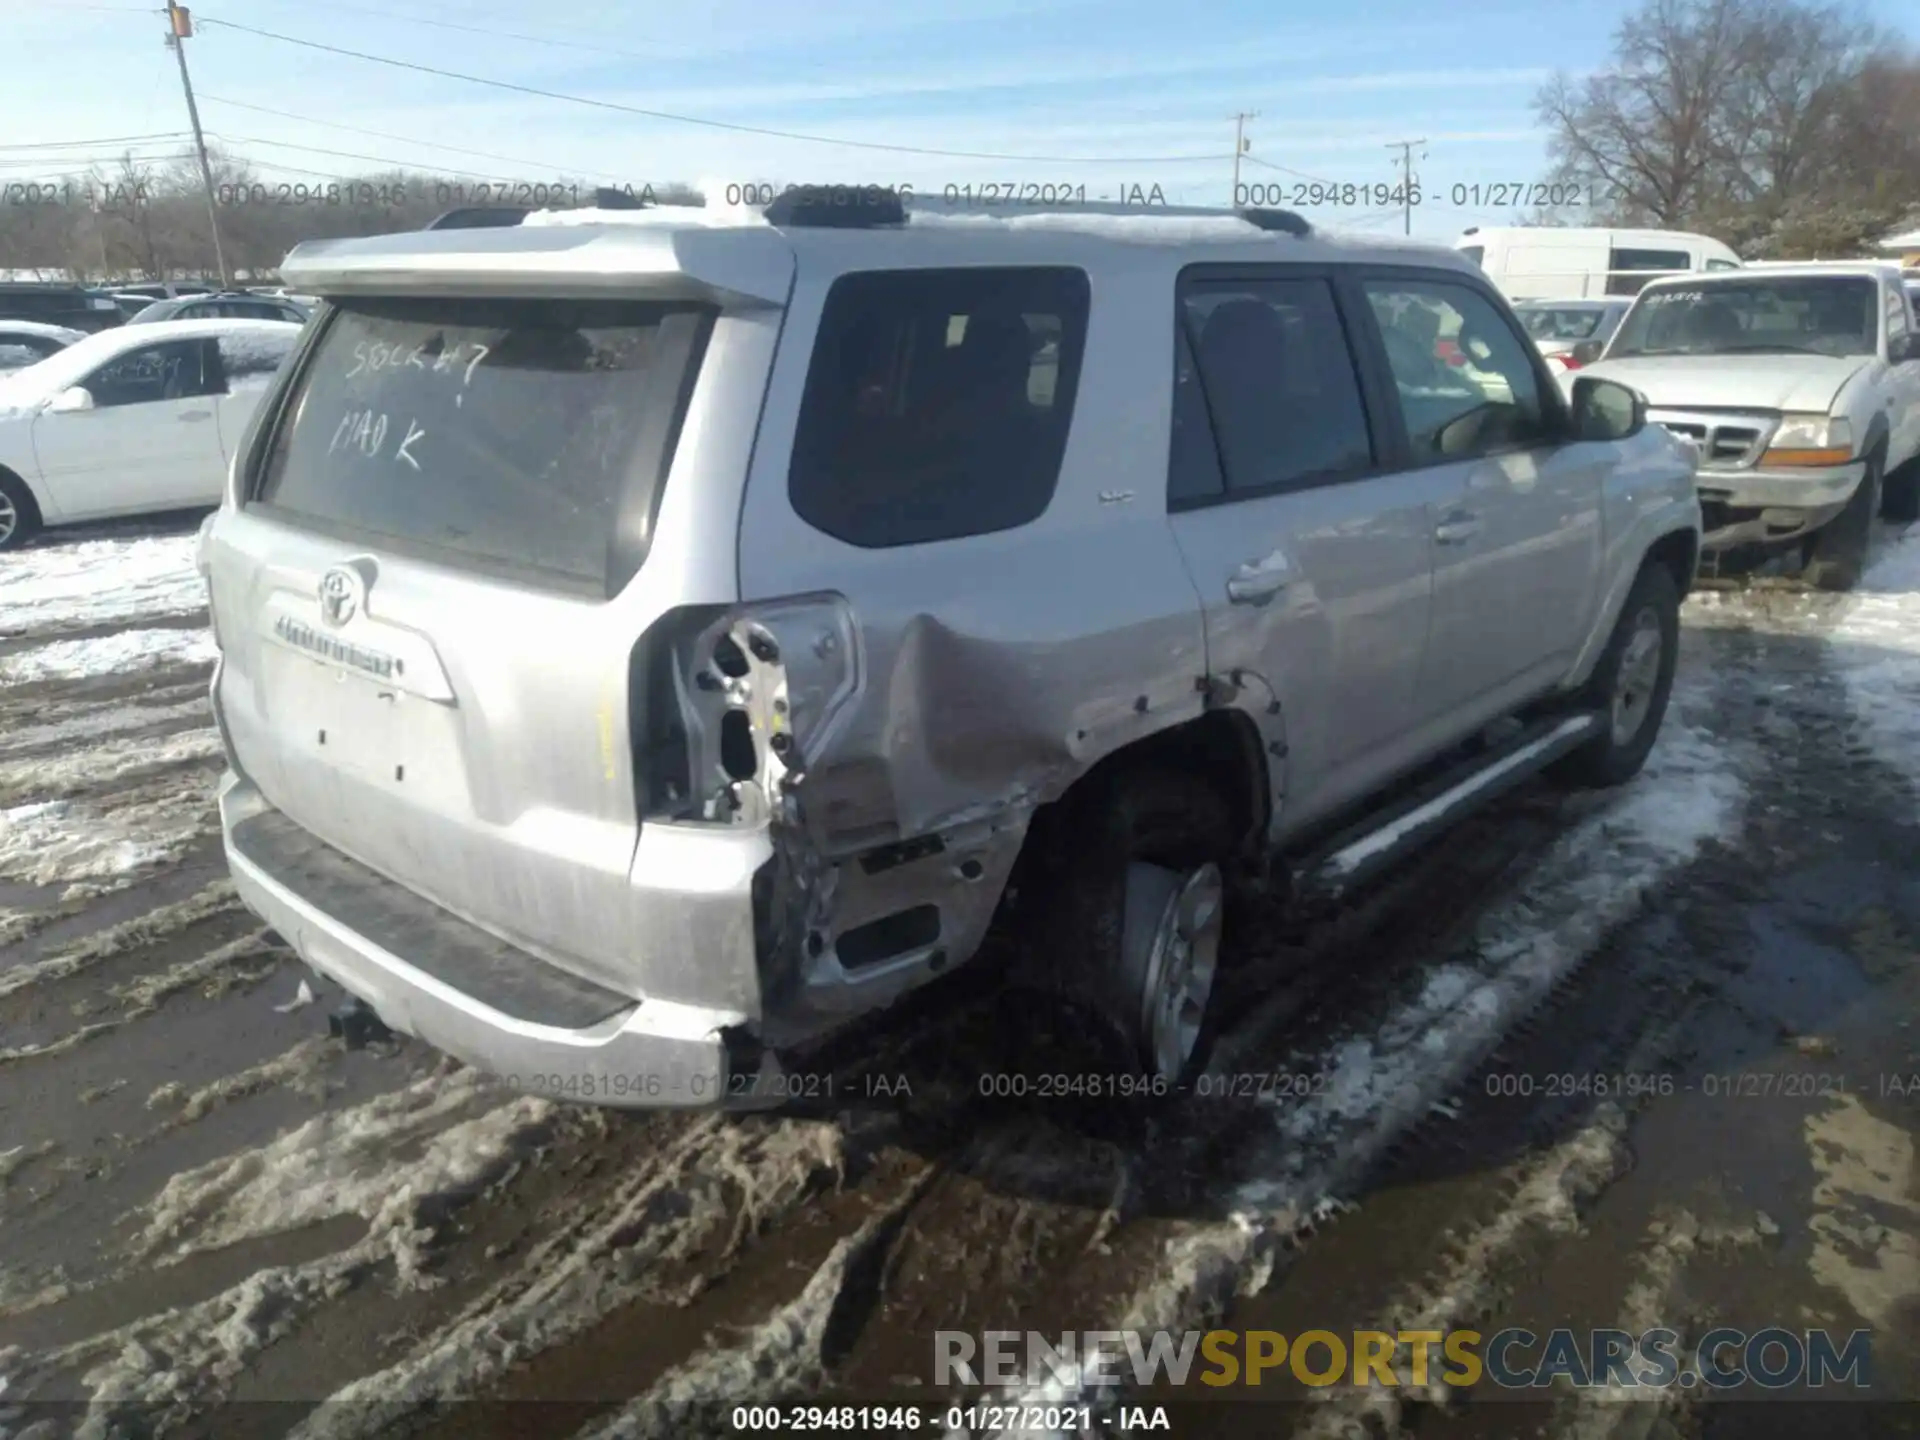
[[631, 596, 863, 828]]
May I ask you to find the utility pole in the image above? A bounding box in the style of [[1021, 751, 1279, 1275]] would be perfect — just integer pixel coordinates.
[[1386, 137, 1427, 236], [1230, 112, 1258, 206], [164, 3, 231, 289]]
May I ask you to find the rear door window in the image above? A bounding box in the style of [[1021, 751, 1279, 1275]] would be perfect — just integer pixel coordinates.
[[253, 296, 714, 592], [788, 267, 1090, 547]]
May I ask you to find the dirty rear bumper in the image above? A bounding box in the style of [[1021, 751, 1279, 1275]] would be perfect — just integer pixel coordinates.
[[218, 773, 771, 1109]]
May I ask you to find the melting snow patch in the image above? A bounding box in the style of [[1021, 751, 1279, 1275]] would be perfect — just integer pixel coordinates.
[[0, 535, 205, 636], [0, 727, 222, 803], [1828, 524, 1920, 794], [0, 777, 217, 889], [0, 627, 216, 685], [0, 695, 211, 758]]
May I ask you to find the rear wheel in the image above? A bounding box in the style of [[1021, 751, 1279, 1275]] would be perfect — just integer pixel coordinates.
[[0, 469, 42, 551], [1803, 452, 1881, 592], [1035, 769, 1236, 1087], [1552, 560, 1680, 790]]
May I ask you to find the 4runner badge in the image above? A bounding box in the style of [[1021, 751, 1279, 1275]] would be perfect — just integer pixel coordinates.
[[318, 567, 362, 628]]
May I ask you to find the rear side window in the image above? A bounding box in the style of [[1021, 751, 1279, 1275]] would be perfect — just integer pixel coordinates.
[[788, 267, 1090, 548], [1607, 247, 1693, 297], [255, 296, 714, 591], [1178, 278, 1374, 498]]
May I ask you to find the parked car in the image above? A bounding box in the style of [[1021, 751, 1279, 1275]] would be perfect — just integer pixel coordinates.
[[112, 281, 218, 302], [1514, 299, 1632, 372], [197, 192, 1699, 1107], [129, 291, 310, 325], [1458, 227, 1743, 300], [0, 318, 301, 550], [0, 320, 85, 376], [1575, 263, 1920, 589], [0, 282, 126, 333]]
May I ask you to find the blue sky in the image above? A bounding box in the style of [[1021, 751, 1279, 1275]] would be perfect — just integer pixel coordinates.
[[5, 0, 1915, 243]]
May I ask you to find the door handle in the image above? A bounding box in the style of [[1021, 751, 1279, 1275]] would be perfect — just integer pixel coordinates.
[[1226, 563, 1292, 606], [177, 410, 213, 423], [1434, 510, 1483, 545]]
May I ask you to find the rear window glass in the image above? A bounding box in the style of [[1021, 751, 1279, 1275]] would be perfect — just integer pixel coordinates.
[[255, 296, 713, 589], [788, 267, 1090, 548]]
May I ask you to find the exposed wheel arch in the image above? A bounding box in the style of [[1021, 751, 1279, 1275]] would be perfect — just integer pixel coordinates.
[[0, 464, 45, 551]]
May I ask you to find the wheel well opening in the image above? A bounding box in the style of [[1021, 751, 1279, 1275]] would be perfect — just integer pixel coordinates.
[[1646, 528, 1698, 601], [1009, 710, 1270, 903]]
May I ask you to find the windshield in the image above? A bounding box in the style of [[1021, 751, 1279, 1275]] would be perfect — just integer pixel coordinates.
[[1517, 306, 1609, 341], [254, 295, 714, 591], [1608, 277, 1878, 359]]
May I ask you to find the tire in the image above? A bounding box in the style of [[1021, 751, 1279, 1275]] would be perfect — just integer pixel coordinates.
[[1034, 768, 1237, 1087], [0, 469, 41, 552], [1803, 451, 1881, 593], [1552, 561, 1681, 790], [1883, 454, 1920, 526]]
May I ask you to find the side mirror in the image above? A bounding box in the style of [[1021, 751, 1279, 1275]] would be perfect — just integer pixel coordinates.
[[45, 385, 96, 414], [1570, 376, 1646, 442], [1569, 338, 1606, 367], [1893, 334, 1920, 364]]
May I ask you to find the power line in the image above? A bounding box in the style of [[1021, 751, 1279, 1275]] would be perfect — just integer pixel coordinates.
[[210, 133, 528, 184], [194, 15, 1234, 165], [199, 94, 580, 175], [1241, 152, 1345, 188], [0, 131, 193, 152], [244, 0, 680, 64]]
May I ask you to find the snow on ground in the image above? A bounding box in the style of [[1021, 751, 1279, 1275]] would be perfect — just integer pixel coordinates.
[[0, 627, 216, 685], [0, 535, 205, 637], [990, 667, 1751, 1428], [1828, 523, 1920, 792], [0, 777, 217, 890]]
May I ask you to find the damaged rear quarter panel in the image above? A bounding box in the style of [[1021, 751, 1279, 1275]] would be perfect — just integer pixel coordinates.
[[730, 251, 1208, 1017]]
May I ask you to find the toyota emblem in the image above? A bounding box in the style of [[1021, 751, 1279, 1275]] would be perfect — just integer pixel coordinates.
[[318, 566, 361, 628]]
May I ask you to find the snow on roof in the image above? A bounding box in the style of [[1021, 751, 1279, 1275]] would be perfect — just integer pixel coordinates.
[[1876, 228, 1920, 250], [0, 319, 86, 342]]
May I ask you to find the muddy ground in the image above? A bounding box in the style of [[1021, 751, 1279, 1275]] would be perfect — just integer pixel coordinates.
[[1, 512, 1917, 1440]]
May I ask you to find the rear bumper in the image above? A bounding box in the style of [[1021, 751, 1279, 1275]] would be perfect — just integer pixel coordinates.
[[219, 772, 766, 1109], [1695, 461, 1866, 549]]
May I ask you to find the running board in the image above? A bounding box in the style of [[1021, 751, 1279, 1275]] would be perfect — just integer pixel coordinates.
[[1289, 712, 1603, 907]]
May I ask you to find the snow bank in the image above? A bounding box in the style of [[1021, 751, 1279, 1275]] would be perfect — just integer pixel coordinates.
[[1829, 522, 1920, 791], [0, 535, 205, 637], [0, 627, 216, 685]]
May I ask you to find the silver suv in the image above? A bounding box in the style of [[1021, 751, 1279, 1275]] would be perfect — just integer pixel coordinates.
[[198, 192, 1702, 1107]]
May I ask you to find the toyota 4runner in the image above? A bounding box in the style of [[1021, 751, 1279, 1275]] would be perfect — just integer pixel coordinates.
[[1573, 263, 1920, 590], [197, 191, 1701, 1108]]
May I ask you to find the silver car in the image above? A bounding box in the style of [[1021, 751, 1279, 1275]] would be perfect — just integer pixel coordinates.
[[1513, 298, 1632, 370], [197, 193, 1700, 1107]]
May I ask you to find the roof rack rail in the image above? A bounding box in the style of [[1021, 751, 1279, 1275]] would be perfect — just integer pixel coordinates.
[[1236, 207, 1311, 236], [763, 184, 907, 229], [425, 205, 534, 231]]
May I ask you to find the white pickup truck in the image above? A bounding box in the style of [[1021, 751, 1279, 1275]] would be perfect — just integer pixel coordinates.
[[1573, 263, 1920, 590]]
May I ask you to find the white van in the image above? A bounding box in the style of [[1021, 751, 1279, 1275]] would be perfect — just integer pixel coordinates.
[[1457, 227, 1742, 300]]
